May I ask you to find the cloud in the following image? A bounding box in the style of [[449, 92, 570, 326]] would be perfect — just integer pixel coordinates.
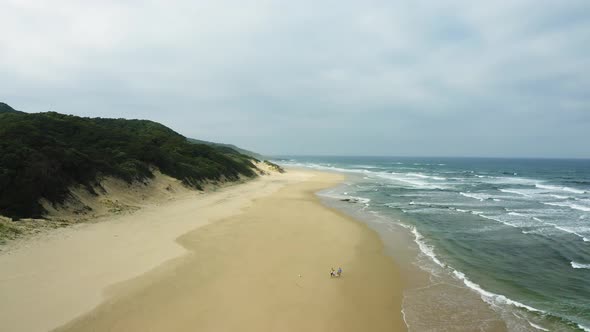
[[1, 0, 589, 157]]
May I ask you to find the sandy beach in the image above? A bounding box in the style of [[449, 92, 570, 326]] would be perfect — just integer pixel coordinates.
[[0, 169, 406, 332]]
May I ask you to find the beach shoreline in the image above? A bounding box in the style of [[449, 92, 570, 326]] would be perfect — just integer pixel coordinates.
[[0, 168, 407, 332]]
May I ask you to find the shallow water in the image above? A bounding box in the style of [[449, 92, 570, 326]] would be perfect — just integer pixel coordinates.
[[279, 156, 590, 331]]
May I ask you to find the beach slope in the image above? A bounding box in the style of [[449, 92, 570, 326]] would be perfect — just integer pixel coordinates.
[[1, 170, 406, 332]]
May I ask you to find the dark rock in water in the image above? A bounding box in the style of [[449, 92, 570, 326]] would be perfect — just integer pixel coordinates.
[[340, 198, 359, 203]]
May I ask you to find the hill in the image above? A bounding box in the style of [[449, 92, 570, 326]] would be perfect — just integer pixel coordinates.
[[0, 102, 23, 114], [187, 138, 263, 159], [0, 104, 259, 220]]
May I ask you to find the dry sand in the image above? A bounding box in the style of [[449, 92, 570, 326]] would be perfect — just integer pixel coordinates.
[[0, 169, 406, 332]]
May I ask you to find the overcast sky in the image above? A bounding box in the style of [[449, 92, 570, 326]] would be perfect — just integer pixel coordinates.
[[1, 0, 589, 158]]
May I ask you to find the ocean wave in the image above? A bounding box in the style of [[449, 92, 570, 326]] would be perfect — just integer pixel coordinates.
[[407, 172, 447, 181], [508, 211, 526, 217], [536, 184, 586, 194], [278, 162, 452, 190], [460, 192, 491, 201], [399, 224, 445, 268], [449, 271, 575, 331], [451, 270, 543, 313], [351, 164, 379, 169], [528, 321, 550, 331], [571, 261, 590, 269], [483, 176, 539, 186], [479, 214, 519, 228], [546, 223, 590, 242], [376, 172, 446, 190], [521, 229, 541, 235], [396, 218, 589, 331], [277, 161, 372, 176], [543, 202, 590, 212], [527, 216, 590, 241], [549, 194, 569, 199], [499, 189, 532, 197]]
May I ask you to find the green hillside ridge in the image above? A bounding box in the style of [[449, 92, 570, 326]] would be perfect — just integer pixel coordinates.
[[187, 138, 263, 159], [0, 102, 23, 114], [0, 103, 259, 220]]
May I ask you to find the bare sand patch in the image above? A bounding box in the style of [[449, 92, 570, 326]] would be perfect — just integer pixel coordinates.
[[56, 171, 406, 332]]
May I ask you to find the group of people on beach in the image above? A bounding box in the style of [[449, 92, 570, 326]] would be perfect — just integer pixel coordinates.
[[330, 267, 342, 278]]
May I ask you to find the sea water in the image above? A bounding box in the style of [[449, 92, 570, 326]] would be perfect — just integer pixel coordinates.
[[275, 157, 590, 332]]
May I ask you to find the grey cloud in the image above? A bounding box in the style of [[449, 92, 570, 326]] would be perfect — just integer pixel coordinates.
[[1, 0, 589, 157]]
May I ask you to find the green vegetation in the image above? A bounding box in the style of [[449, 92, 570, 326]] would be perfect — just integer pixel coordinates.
[[0, 221, 22, 244], [0, 102, 22, 114], [0, 103, 259, 220], [187, 138, 263, 159]]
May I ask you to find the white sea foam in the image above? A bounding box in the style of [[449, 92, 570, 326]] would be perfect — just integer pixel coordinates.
[[528, 321, 550, 331], [375, 172, 445, 189], [460, 192, 490, 201], [317, 191, 371, 206], [407, 172, 447, 181], [484, 176, 539, 186], [352, 164, 379, 169], [480, 214, 519, 228], [543, 202, 590, 212], [499, 189, 532, 197], [550, 194, 569, 199], [571, 261, 590, 269], [452, 270, 543, 313], [536, 184, 585, 194], [570, 204, 590, 212], [508, 212, 526, 217], [398, 220, 583, 331], [406, 226, 563, 328], [401, 225, 445, 268], [546, 223, 590, 242], [352, 196, 371, 204]]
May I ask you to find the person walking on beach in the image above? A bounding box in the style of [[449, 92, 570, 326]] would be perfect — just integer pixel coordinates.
[[337, 267, 342, 277], [330, 268, 336, 277]]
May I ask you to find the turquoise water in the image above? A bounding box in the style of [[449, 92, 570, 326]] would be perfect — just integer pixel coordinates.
[[276, 157, 590, 332]]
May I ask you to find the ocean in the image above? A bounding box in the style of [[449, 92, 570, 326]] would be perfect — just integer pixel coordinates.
[[275, 156, 590, 332]]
